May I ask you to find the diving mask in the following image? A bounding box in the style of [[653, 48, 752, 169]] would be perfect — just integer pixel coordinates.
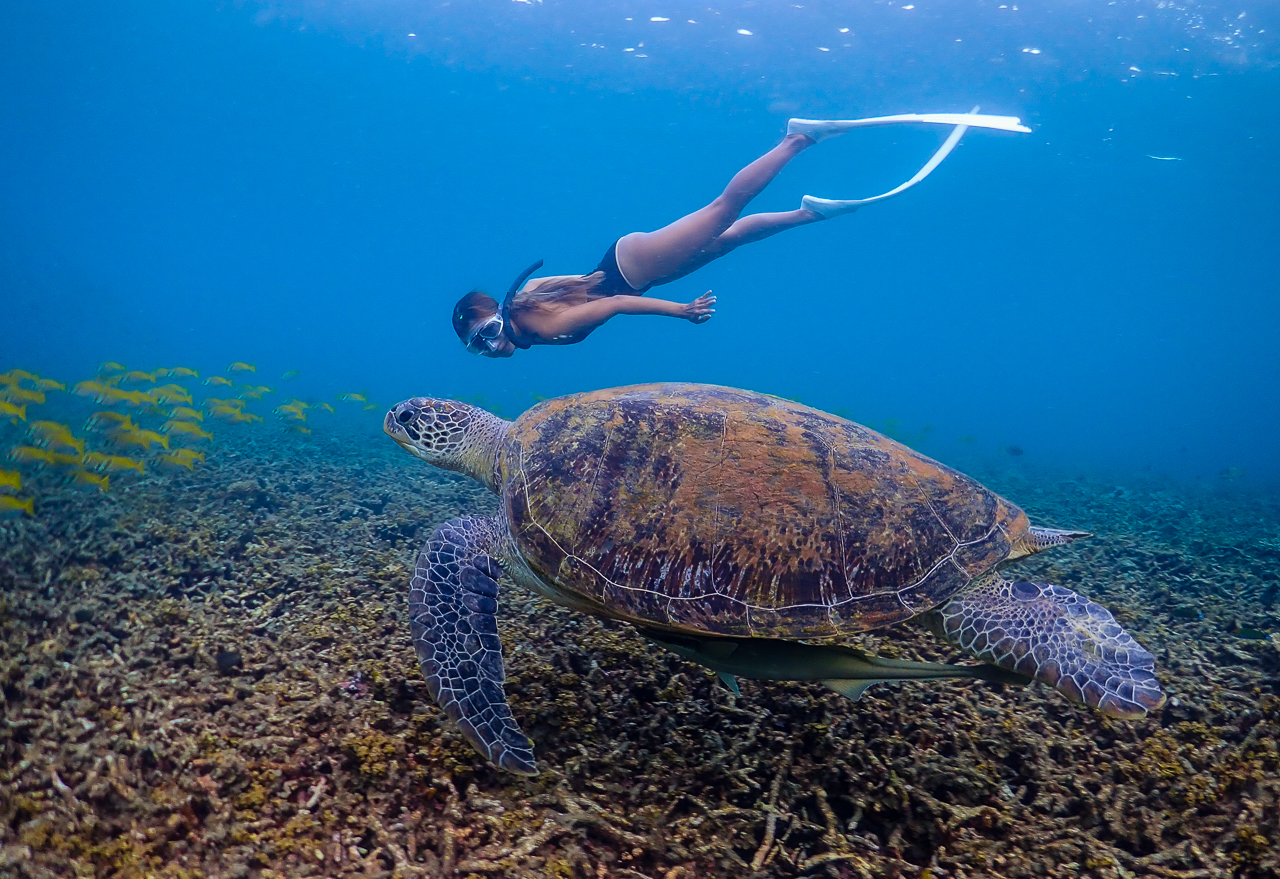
[[465, 315, 505, 354]]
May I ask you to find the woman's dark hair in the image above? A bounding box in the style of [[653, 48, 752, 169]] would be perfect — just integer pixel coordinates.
[[452, 275, 608, 347], [452, 290, 498, 343]]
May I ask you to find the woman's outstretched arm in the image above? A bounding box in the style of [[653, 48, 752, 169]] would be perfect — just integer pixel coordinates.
[[607, 293, 716, 321], [522, 293, 716, 342]]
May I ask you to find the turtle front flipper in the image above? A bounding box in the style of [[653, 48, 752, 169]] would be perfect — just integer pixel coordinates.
[[410, 515, 537, 775], [930, 576, 1166, 719]]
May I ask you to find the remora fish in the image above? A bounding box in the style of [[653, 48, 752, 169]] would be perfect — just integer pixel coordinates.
[[640, 629, 1030, 700]]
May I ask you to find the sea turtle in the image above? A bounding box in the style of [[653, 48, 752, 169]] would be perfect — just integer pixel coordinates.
[[384, 384, 1165, 774]]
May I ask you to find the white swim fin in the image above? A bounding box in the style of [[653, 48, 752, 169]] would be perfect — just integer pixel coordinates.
[[797, 106, 1023, 215], [787, 110, 1031, 141]]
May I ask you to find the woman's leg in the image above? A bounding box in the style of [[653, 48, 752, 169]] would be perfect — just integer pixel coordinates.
[[616, 133, 815, 290], [642, 209, 823, 284], [708, 209, 823, 252]]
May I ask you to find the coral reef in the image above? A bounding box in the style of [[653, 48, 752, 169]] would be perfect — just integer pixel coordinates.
[[1, 428, 1278, 878]]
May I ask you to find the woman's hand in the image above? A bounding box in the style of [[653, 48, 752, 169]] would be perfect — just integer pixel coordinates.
[[682, 292, 717, 324]]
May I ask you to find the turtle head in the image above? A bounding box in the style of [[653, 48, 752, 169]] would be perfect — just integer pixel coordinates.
[[385, 397, 509, 492]]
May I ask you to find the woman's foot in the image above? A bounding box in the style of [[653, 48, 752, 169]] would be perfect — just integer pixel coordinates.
[[799, 195, 859, 219], [786, 118, 859, 143]]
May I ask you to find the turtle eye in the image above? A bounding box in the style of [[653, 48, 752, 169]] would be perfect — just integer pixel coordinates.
[[396, 408, 415, 425]]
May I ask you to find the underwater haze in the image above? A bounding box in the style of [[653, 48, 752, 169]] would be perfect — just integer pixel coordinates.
[[5, 3, 1280, 879], [2, 0, 1278, 485]]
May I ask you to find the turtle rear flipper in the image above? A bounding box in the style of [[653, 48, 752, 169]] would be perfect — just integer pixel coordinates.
[[930, 576, 1166, 719], [410, 516, 537, 775]]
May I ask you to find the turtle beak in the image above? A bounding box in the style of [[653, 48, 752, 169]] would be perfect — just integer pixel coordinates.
[[382, 408, 401, 439], [384, 401, 422, 447]]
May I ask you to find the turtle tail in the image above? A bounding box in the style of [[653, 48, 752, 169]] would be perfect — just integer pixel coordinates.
[[929, 575, 1166, 719]]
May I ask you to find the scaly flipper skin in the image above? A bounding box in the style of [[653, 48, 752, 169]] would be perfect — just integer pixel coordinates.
[[410, 515, 537, 775], [930, 576, 1166, 719]]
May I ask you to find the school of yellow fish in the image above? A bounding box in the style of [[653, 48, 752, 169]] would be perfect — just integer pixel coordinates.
[[0, 363, 379, 519]]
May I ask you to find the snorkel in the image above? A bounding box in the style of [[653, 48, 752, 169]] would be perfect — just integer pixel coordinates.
[[498, 258, 544, 351]]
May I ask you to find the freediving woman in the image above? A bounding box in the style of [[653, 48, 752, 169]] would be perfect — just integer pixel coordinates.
[[454, 111, 1030, 357]]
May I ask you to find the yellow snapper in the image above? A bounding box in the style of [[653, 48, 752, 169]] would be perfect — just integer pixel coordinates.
[[47, 451, 84, 469], [274, 404, 306, 421], [90, 386, 129, 406], [99, 361, 127, 374], [2, 386, 45, 405], [90, 386, 128, 406], [108, 456, 145, 475], [319, 403, 335, 414], [162, 421, 214, 441], [168, 407, 204, 421], [158, 367, 199, 378], [0, 401, 26, 422], [34, 378, 66, 391], [0, 497, 34, 518], [28, 420, 73, 440], [120, 370, 157, 385], [134, 429, 170, 450], [30, 424, 85, 456], [338, 392, 367, 403], [109, 431, 151, 452], [48, 435, 85, 456], [204, 397, 245, 409], [102, 458, 145, 478], [86, 411, 134, 431], [227, 362, 256, 374], [203, 375, 233, 387], [73, 380, 107, 399], [169, 448, 205, 463], [0, 469, 20, 492], [15, 447, 81, 469], [10, 446, 55, 466], [156, 454, 195, 471], [152, 385, 193, 405], [69, 469, 109, 493], [88, 455, 144, 475]]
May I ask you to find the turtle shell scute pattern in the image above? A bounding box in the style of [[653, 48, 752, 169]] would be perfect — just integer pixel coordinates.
[[502, 384, 1028, 639]]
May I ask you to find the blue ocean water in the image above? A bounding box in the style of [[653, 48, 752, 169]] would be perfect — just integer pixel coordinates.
[[5, 7, 1280, 874], [1, 0, 1277, 486]]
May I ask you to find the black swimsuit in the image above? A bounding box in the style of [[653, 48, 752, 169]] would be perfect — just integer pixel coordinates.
[[593, 240, 652, 296]]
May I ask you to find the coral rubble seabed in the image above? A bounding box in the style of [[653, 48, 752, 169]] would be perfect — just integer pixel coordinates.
[[1, 428, 1278, 878]]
